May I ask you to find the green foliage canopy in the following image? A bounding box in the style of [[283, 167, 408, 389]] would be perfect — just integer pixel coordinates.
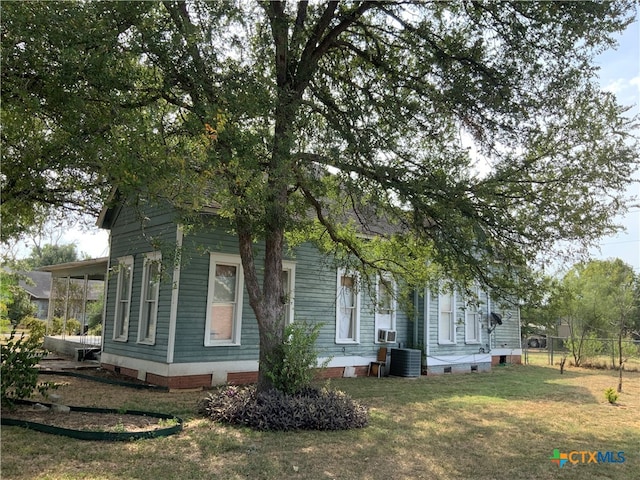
[[25, 243, 79, 269], [2, 1, 638, 389], [0, 271, 36, 327], [561, 259, 638, 337], [2, 2, 636, 286]]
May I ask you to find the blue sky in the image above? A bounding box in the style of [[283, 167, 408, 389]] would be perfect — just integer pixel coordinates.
[[67, 14, 640, 271], [589, 13, 639, 272]]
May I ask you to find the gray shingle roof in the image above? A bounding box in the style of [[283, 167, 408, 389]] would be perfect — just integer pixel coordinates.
[[19, 271, 51, 300], [18, 271, 103, 301]]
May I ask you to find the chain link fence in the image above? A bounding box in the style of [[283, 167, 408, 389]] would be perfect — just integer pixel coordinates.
[[539, 336, 640, 371]]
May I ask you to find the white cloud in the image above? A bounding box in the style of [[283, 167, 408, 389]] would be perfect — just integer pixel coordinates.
[[602, 77, 628, 95]]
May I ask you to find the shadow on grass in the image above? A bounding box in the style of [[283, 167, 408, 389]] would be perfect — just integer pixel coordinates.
[[321, 366, 639, 480], [330, 364, 598, 407], [2, 366, 638, 480]]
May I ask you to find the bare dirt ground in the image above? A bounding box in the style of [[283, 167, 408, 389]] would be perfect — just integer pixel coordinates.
[[3, 368, 190, 433], [3, 406, 169, 433]]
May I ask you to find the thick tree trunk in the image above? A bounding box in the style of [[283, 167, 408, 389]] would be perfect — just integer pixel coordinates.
[[258, 228, 286, 392], [237, 218, 286, 392], [239, 1, 368, 392], [236, 91, 296, 392]]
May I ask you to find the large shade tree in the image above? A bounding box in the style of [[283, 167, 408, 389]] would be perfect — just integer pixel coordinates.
[[2, 1, 638, 390]]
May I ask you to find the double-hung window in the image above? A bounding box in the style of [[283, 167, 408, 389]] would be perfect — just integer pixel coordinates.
[[137, 252, 161, 345], [336, 269, 360, 343], [113, 256, 133, 341], [205, 254, 244, 346], [438, 291, 456, 344], [374, 275, 396, 341]]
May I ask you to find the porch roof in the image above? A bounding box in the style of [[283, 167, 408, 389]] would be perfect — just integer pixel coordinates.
[[39, 257, 109, 281]]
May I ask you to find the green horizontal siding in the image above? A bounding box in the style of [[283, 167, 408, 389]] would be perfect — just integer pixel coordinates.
[[103, 201, 518, 369], [425, 288, 520, 356], [103, 202, 179, 363], [172, 233, 411, 363]]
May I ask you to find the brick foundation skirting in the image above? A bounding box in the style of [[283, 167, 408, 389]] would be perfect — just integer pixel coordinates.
[[228, 366, 371, 385], [227, 371, 259, 385], [145, 372, 212, 389], [102, 364, 374, 388], [101, 363, 213, 389], [491, 354, 522, 365]]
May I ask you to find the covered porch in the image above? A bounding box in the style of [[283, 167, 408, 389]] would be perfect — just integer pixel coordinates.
[[40, 257, 108, 360]]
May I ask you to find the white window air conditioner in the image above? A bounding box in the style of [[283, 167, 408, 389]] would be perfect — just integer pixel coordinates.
[[378, 329, 397, 343]]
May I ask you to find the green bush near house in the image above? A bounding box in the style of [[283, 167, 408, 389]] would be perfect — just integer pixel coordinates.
[[23, 317, 47, 343], [264, 322, 329, 395], [48, 317, 82, 336], [199, 321, 366, 431], [0, 318, 11, 334], [0, 329, 56, 408]]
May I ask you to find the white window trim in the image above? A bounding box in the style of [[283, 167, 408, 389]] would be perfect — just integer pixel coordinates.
[[374, 274, 396, 344], [438, 290, 457, 345], [137, 251, 162, 345], [282, 260, 296, 325], [465, 288, 483, 344], [205, 253, 244, 346], [113, 255, 134, 342], [335, 268, 361, 344]]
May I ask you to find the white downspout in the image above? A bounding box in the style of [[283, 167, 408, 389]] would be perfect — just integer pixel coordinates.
[[100, 253, 111, 353], [413, 289, 419, 347], [425, 287, 430, 357], [166, 225, 183, 364]]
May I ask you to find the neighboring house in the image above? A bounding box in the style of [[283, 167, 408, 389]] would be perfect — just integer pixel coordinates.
[[97, 199, 522, 389], [19, 271, 51, 320], [18, 270, 104, 325]]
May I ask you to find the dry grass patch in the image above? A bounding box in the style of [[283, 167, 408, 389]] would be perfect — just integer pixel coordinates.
[[1, 365, 639, 480]]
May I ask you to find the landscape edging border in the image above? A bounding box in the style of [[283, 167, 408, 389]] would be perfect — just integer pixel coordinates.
[[2, 399, 183, 441], [38, 369, 169, 391]]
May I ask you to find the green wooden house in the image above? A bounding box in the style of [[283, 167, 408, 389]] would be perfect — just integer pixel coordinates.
[[97, 199, 521, 388]]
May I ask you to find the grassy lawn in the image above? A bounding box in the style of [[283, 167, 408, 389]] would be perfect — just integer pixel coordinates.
[[2, 362, 638, 480]]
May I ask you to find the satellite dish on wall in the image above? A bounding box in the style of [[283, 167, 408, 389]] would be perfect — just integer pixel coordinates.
[[488, 312, 503, 334]]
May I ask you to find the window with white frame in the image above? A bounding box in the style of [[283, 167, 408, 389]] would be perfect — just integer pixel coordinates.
[[336, 269, 360, 343], [375, 275, 396, 341], [137, 252, 161, 344], [281, 261, 296, 325], [113, 256, 133, 341], [205, 254, 244, 346], [465, 289, 482, 344], [438, 291, 456, 344]]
